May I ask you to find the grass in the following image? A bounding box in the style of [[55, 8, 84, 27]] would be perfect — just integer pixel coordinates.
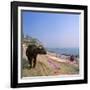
[[22, 60, 52, 77], [21, 55, 79, 77], [57, 62, 79, 74]]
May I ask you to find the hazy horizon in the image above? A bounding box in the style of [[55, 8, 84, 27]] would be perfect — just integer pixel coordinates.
[[22, 11, 80, 48]]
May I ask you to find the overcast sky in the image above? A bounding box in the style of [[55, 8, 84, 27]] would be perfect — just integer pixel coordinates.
[[22, 11, 80, 48]]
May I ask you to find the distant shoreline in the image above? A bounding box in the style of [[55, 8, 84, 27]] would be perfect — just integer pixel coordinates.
[[47, 51, 79, 62], [46, 48, 79, 58]]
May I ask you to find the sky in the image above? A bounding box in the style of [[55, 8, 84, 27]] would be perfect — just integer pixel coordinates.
[[22, 11, 80, 48]]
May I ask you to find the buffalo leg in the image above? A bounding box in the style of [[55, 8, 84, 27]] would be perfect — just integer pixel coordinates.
[[33, 57, 37, 68], [28, 57, 32, 68]]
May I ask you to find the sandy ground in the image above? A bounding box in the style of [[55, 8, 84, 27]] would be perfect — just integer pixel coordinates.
[[22, 53, 79, 77]]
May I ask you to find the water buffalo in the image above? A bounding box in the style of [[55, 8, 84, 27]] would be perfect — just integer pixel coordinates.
[[26, 44, 47, 68]]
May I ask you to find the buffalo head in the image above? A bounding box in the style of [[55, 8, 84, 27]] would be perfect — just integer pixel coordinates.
[[37, 45, 47, 54]]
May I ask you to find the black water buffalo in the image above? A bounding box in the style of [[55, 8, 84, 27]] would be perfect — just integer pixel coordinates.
[[26, 44, 47, 68]]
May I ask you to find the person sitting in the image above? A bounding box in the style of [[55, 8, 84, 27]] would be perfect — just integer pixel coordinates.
[[70, 55, 74, 62]]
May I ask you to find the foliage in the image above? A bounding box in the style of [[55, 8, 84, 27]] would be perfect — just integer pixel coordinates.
[[23, 35, 43, 47]]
